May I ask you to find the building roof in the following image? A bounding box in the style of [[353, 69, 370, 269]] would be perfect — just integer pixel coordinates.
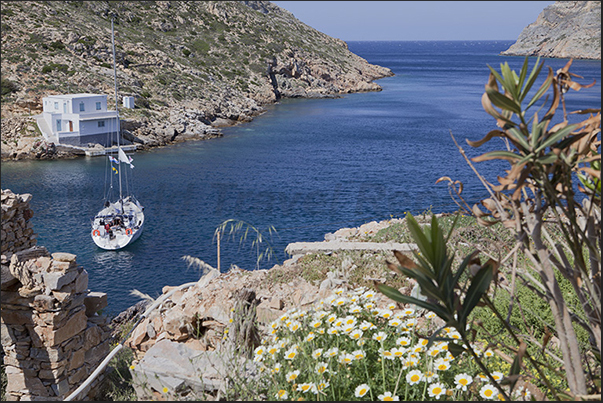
[[44, 93, 108, 100]]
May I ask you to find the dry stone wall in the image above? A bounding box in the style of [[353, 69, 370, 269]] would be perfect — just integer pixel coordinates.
[[1, 189, 111, 401]]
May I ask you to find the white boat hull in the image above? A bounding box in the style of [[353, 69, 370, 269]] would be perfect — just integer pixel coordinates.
[[91, 197, 144, 250]]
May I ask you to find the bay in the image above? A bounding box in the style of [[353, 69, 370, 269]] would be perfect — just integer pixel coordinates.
[[2, 41, 600, 315]]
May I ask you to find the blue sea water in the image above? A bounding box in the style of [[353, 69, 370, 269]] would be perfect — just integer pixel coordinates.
[[2, 41, 601, 315]]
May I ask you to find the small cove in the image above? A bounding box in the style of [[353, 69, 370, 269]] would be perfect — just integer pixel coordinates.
[[2, 41, 600, 315]]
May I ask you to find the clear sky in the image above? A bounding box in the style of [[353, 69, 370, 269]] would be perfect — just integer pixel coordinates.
[[271, 1, 555, 41]]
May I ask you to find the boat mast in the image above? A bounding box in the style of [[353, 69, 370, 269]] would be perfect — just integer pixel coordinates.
[[111, 18, 122, 201]]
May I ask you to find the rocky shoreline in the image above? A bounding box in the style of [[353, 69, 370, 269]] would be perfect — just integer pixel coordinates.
[[501, 1, 601, 60], [1, 1, 394, 162]]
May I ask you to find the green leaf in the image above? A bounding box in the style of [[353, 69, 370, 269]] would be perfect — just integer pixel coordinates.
[[500, 62, 520, 100], [487, 64, 505, 87], [516, 56, 529, 100], [396, 265, 440, 300], [529, 116, 544, 150], [536, 153, 558, 165], [406, 214, 434, 266], [375, 283, 450, 320], [486, 88, 522, 114], [520, 56, 543, 103], [447, 342, 467, 358], [507, 341, 527, 393], [526, 67, 553, 110], [472, 150, 521, 163], [535, 123, 579, 153], [507, 126, 531, 153], [459, 264, 493, 326], [452, 251, 480, 287]]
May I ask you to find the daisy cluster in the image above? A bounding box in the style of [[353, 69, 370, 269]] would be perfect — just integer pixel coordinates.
[[251, 287, 510, 401]]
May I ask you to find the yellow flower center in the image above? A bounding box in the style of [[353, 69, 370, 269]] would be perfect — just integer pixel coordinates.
[[411, 374, 420, 382], [433, 387, 442, 395]]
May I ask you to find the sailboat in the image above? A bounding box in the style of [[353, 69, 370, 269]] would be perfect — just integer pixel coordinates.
[[91, 19, 144, 250]]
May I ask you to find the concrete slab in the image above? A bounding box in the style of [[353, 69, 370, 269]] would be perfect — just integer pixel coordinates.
[[285, 240, 417, 256]]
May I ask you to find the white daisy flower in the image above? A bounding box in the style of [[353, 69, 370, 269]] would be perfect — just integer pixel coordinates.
[[404, 318, 417, 328], [479, 384, 497, 400], [312, 348, 324, 359], [454, 373, 472, 391], [274, 389, 288, 399], [310, 319, 323, 329], [409, 343, 424, 353], [317, 381, 330, 392], [305, 332, 315, 342], [349, 329, 364, 340], [339, 352, 355, 365], [359, 321, 375, 331], [284, 347, 297, 360], [297, 382, 317, 394], [333, 317, 345, 327], [362, 290, 376, 300], [349, 304, 363, 314], [491, 371, 504, 381], [352, 349, 366, 360], [428, 382, 446, 399], [253, 345, 265, 358], [378, 391, 399, 401], [390, 347, 405, 358], [372, 331, 387, 342], [334, 296, 348, 306], [314, 310, 328, 319], [434, 357, 450, 371], [406, 369, 423, 385], [396, 336, 412, 347], [272, 362, 282, 373], [380, 348, 395, 360], [315, 362, 329, 375], [285, 370, 300, 382], [379, 308, 394, 319], [354, 383, 370, 398], [325, 347, 339, 357]]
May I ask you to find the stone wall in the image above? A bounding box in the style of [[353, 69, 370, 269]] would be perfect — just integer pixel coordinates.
[[1, 189, 111, 401]]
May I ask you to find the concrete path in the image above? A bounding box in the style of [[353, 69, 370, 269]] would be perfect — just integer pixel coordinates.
[[285, 240, 417, 256]]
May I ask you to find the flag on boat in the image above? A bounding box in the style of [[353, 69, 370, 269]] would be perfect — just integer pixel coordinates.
[[112, 166, 118, 174], [108, 155, 119, 164], [118, 147, 134, 169]]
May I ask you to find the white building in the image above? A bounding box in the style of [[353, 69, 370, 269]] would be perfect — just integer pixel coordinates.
[[36, 93, 119, 147]]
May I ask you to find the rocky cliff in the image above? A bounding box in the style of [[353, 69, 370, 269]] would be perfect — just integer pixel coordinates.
[[0, 1, 393, 160], [501, 1, 601, 60]]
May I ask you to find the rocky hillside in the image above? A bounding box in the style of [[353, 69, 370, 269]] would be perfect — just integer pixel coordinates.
[[501, 1, 601, 60], [0, 1, 393, 160]]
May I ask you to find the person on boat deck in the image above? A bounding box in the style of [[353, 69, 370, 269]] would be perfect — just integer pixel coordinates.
[[104, 221, 113, 238]]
